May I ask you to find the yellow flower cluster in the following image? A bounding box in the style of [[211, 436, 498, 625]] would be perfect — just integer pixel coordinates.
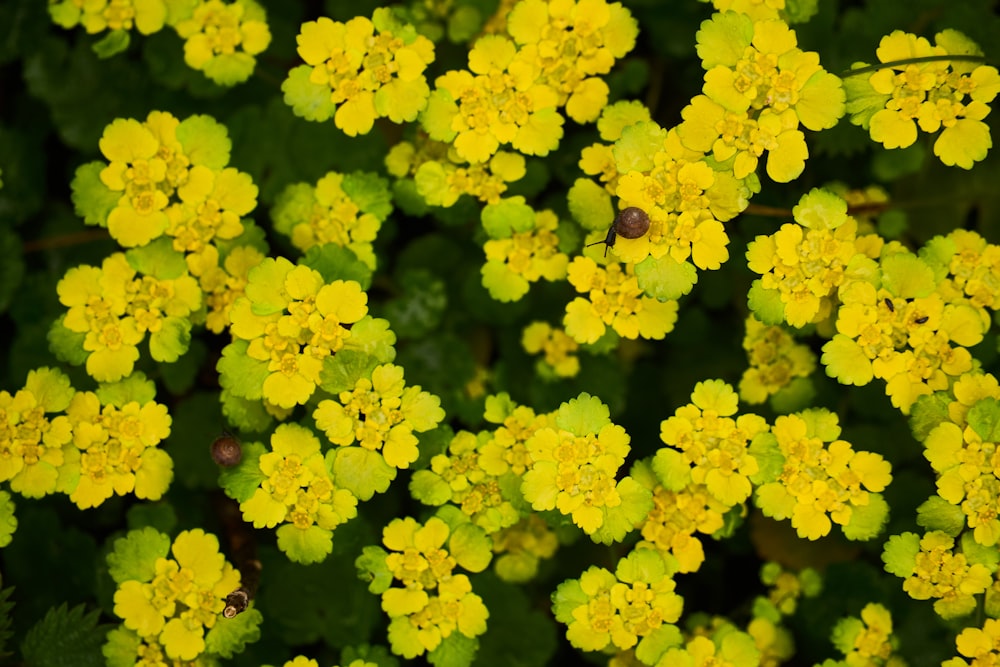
[[90, 111, 258, 259], [657, 380, 768, 509], [479, 397, 551, 478], [946, 619, 1000, 667], [490, 515, 559, 583], [941, 229, 1000, 311], [57, 252, 202, 382], [848, 30, 1000, 168], [64, 389, 173, 509], [632, 460, 727, 573], [0, 368, 173, 509], [563, 257, 679, 344], [482, 209, 569, 302], [49, 0, 167, 35], [422, 0, 636, 165], [898, 531, 992, 619], [113, 529, 241, 661], [755, 411, 892, 540], [228, 258, 369, 408], [613, 126, 742, 267], [292, 10, 435, 135], [746, 206, 876, 329], [825, 264, 987, 414], [521, 418, 634, 535], [923, 373, 1000, 546], [386, 135, 526, 206], [521, 321, 581, 379], [415, 430, 520, 533], [555, 549, 684, 653], [314, 363, 444, 499], [379, 517, 490, 658], [739, 315, 816, 404], [505, 0, 639, 123], [186, 244, 265, 334], [174, 0, 271, 85], [682, 11, 844, 183]]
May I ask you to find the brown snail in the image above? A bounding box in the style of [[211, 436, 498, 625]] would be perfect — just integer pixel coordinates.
[[586, 206, 651, 257], [210, 432, 242, 467]]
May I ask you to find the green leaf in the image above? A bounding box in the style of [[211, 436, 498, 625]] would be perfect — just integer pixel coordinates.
[[219, 441, 268, 503], [220, 389, 274, 433], [0, 582, 14, 660], [591, 476, 653, 544], [747, 433, 784, 485], [427, 632, 478, 667], [842, 493, 889, 541], [158, 338, 207, 395], [355, 545, 393, 594], [95, 372, 157, 407], [842, 65, 888, 129], [342, 316, 397, 363], [301, 244, 373, 289], [881, 532, 919, 578], [962, 531, 1000, 570], [613, 121, 666, 173], [176, 114, 232, 170], [917, 495, 965, 537], [92, 30, 130, 59], [481, 196, 535, 238], [792, 188, 848, 231], [551, 578, 588, 623], [651, 448, 693, 491], [203, 607, 262, 658], [880, 252, 936, 299], [106, 527, 171, 584], [47, 314, 88, 366], [635, 255, 698, 300], [968, 397, 1000, 442], [448, 523, 492, 573], [125, 236, 187, 279], [217, 339, 268, 400], [276, 524, 334, 565], [332, 447, 397, 501], [409, 470, 452, 506], [554, 393, 610, 435], [0, 491, 15, 548], [342, 171, 393, 221], [635, 623, 684, 665], [102, 627, 141, 667], [746, 280, 786, 326], [567, 178, 614, 231], [147, 317, 192, 363], [475, 573, 557, 667], [282, 64, 338, 122], [320, 349, 379, 394], [22, 604, 109, 667]]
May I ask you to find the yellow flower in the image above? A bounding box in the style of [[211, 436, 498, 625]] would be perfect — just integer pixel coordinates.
[[422, 34, 563, 163], [175, 0, 271, 86], [295, 10, 435, 135], [506, 0, 639, 122]]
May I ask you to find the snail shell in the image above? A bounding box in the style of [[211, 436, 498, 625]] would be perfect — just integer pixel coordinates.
[[211, 433, 242, 467], [614, 206, 650, 239], [585, 206, 651, 256]]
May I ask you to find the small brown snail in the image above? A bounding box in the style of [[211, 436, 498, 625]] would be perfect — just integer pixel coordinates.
[[586, 206, 651, 256], [211, 432, 242, 467]]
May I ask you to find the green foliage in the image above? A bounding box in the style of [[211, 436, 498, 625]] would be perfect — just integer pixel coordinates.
[[106, 527, 172, 584], [21, 604, 109, 667], [4, 1, 1000, 665]]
